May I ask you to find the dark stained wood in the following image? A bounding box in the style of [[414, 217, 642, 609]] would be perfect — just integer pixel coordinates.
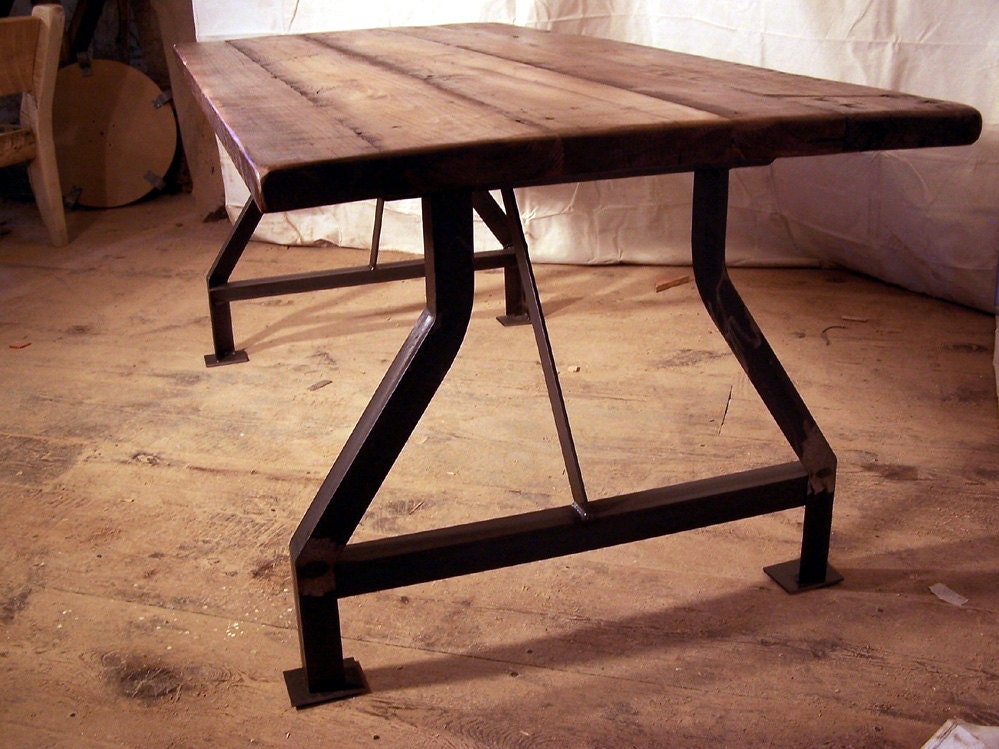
[[174, 23, 981, 213]]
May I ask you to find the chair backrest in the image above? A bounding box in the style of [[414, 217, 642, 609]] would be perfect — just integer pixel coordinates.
[[0, 13, 41, 98]]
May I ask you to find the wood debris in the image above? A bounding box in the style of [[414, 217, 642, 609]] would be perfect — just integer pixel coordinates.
[[655, 275, 691, 293]]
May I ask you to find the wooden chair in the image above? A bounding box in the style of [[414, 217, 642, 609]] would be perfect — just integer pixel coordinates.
[[0, 4, 67, 245]]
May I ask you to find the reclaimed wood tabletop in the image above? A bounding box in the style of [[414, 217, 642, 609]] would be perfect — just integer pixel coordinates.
[[175, 23, 981, 213]]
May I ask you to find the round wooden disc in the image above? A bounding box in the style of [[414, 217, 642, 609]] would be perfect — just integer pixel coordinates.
[[53, 60, 177, 208]]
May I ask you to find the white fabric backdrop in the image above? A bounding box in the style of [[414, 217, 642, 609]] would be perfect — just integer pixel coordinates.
[[192, 0, 998, 315]]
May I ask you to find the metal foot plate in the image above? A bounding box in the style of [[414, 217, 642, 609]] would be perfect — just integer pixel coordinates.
[[204, 350, 249, 367], [764, 559, 844, 594], [283, 658, 370, 708], [496, 313, 530, 326]]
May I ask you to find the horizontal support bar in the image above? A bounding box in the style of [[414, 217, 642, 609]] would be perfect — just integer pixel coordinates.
[[335, 461, 808, 598], [212, 248, 515, 303]]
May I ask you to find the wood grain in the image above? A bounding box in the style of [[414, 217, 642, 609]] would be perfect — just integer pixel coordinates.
[[174, 23, 982, 213]]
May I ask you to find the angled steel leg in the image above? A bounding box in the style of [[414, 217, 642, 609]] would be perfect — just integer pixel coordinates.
[[284, 190, 476, 707], [690, 168, 842, 592], [204, 198, 261, 366]]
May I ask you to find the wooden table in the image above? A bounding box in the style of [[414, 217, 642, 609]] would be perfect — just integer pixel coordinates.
[[174, 23, 981, 708]]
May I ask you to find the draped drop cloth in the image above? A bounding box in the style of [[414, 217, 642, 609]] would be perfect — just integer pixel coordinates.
[[191, 1, 998, 328]]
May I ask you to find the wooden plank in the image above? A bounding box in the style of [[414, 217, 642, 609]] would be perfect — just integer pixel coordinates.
[[0, 15, 38, 97], [406, 24, 983, 154], [411, 24, 969, 117], [174, 38, 380, 208], [175, 24, 980, 212], [177, 31, 730, 211], [294, 29, 721, 133]]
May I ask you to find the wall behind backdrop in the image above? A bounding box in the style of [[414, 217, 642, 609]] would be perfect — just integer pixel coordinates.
[[192, 0, 998, 315]]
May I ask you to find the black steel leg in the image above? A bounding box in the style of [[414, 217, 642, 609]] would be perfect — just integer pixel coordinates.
[[690, 168, 842, 592], [284, 190, 477, 707], [497, 262, 530, 324], [369, 192, 527, 322], [204, 198, 261, 367], [367, 197, 385, 269], [470, 191, 529, 324]]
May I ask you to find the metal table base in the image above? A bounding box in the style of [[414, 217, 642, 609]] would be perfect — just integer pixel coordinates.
[[204, 168, 842, 708], [203, 193, 530, 367]]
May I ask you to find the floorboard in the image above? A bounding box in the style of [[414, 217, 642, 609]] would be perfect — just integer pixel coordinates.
[[1, 192, 996, 747]]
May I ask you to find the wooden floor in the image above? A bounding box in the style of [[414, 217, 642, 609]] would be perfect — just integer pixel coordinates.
[[1, 192, 997, 748]]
